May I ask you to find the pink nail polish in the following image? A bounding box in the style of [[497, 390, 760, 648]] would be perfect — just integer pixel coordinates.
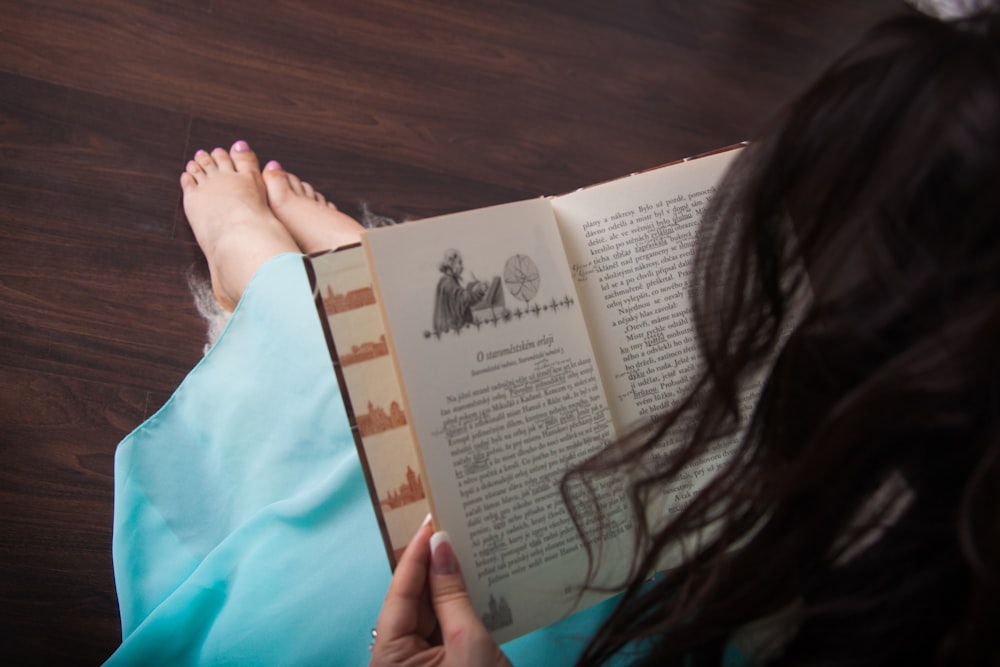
[[264, 160, 282, 171], [232, 140, 250, 153]]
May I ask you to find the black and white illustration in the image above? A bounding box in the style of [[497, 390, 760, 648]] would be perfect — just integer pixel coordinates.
[[503, 253, 539, 303], [426, 248, 575, 338], [430, 248, 502, 334], [481, 594, 514, 632]]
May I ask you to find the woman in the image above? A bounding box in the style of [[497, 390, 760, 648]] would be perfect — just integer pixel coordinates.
[[374, 5, 1000, 665], [107, 4, 998, 666]]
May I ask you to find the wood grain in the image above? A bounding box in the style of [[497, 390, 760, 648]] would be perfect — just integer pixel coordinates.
[[0, 0, 901, 662]]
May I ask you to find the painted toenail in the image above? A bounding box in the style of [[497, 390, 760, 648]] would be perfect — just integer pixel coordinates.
[[264, 160, 282, 171], [232, 140, 250, 153]]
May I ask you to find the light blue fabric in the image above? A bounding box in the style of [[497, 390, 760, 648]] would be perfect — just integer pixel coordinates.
[[105, 253, 632, 666]]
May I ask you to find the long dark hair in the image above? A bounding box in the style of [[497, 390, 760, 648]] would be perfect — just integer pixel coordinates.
[[566, 6, 1000, 666]]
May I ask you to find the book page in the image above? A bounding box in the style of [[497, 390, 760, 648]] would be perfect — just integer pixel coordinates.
[[551, 148, 763, 530], [364, 199, 632, 643], [551, 149, 742, 429]]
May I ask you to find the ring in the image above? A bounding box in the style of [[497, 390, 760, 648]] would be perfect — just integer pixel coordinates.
[[368, 627, 377, 653]]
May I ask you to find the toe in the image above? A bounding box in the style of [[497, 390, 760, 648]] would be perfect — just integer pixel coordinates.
[[301, 181, 316, 199], [180, 171, 196, 189], [261, 160, 293, 203], [285, 172, 305, 196], [230, 140, 261, 174], [262, 160, 286, 184], [261, 160, 288, 186], [185, 160, 206, 185], [194, 149, 216, 171], [212, 147, 236, 171], [186, 159, 205, 176]]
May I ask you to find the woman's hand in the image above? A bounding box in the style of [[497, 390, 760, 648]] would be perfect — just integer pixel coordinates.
[[370, 517, 513, 667]]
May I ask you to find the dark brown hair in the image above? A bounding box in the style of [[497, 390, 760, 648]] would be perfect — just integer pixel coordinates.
[[566, 6, 1000, 665]]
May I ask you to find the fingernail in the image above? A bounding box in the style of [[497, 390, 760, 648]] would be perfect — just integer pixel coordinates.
[[264, 159, 282, 171], [430, 531, 457, 575], [421, 512, 433, 528], [232, 140, 250, 153]]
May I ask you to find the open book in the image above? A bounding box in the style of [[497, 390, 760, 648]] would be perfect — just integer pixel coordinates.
[[305, 145, 749, 643]]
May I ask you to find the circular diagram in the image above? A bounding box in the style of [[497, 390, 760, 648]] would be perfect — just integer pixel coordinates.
[[503, 254, 540, 303]]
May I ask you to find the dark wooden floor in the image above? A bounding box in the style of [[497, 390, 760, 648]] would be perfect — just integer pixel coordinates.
[[1, 0, 900, 663]]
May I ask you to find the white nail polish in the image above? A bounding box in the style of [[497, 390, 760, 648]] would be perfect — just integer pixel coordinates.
[[430, 531, 456, 574], [430, 531, 450, 553]]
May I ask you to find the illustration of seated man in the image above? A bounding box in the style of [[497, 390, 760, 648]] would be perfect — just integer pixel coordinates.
[[432, 249, 491, 333], [470, 274, 506, 324]]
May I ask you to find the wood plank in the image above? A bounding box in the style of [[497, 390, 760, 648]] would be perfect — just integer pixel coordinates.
[[0, 203, 209, 393], [0, 0, 900, 194], [0, 72, 190, 238], [0, 73, 206, 392], [0, 367, 166, 665]]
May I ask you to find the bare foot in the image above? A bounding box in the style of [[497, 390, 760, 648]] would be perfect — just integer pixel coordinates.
[[180, 141, 301, 311], [261, 160, 364, 254]]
